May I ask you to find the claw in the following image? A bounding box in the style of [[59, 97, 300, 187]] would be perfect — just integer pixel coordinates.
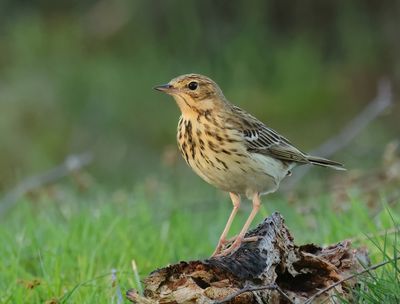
[[212, 236, 260, 257]]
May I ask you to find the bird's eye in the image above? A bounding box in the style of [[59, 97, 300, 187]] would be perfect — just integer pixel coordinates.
[[188, 81, 198, 90]]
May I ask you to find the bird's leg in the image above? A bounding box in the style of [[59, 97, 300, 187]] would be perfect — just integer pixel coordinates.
[[218, 192, 261, 256], [211, 192, 240, 256]]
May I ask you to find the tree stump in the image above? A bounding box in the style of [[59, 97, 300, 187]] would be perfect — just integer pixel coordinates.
[[126, 212, 369, 303]]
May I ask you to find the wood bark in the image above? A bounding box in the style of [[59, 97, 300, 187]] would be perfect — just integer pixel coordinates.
[[126, 212, 369, 303]]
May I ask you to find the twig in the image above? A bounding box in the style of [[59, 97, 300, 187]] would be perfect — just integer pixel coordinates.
[[214, 283, 294, 304], [0, 152, 93, 215], [283, 78, 393, 191], [303, 256, 400, 304]]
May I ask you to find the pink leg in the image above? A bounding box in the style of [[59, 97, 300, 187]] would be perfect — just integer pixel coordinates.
[[211, 193, 240, 256], [218, 193, 261, 256]]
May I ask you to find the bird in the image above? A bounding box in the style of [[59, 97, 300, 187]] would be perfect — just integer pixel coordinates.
[[154, 74, 345, 256]]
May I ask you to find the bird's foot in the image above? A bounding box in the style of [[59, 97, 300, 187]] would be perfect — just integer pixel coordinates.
[[211, 238, 228, 257], [213, 237, 243, 256], [211, 235, 260, 257]]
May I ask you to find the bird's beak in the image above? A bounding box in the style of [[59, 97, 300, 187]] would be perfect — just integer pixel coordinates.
[[153, 83, 176, 94]]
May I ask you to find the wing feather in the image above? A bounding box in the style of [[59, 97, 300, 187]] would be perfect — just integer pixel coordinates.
[[229, 105, 309, 164]]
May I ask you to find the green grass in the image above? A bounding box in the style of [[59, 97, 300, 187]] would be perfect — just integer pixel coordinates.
[[0, 184, 399, 303]]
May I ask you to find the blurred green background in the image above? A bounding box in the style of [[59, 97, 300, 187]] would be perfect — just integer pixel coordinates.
[[1, 2, 400, 303], [0, 0, 399, 190]]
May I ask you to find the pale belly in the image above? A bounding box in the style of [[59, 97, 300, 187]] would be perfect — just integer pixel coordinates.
[[185, 148, 292, 199]]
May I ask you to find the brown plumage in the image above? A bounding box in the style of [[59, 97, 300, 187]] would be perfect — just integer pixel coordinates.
[[155, 73, 345, 256]]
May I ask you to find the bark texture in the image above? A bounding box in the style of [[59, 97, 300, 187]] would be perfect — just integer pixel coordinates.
[[127, 212, 369, 304]]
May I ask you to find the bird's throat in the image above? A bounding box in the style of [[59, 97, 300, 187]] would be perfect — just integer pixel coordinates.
[[173, 95, 196, 116]]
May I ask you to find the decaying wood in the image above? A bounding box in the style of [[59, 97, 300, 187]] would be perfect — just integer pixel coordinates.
[[126, 212, 369, 304]]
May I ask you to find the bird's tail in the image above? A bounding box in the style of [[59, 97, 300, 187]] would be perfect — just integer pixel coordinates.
[[306, 155, 346, 171]]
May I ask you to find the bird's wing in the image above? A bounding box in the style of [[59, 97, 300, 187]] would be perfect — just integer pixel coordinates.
[[230, 106, 309, 164], [245, 127, 310, 164]]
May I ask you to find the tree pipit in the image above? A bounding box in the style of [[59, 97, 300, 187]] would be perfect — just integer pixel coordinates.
[[155, 74, 345, 256]]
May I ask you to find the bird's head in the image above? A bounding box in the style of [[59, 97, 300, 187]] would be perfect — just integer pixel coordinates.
[[154, 74, 226, 116]]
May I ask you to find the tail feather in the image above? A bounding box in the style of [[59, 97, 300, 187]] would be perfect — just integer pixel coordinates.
[[306, 155, 346, 171]]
